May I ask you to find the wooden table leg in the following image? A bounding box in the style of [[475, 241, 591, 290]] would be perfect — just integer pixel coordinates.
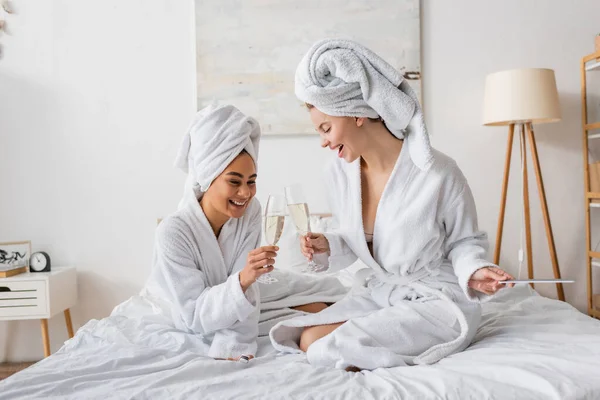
[[520, 125, 535, 290], [493, 124, 515, 265], [64, 309, 74, 338], [526, 123, 566, 301], [40, 319, 50, 357]]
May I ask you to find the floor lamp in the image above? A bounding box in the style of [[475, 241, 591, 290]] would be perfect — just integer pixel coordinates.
[[483, 68, 565, 301]]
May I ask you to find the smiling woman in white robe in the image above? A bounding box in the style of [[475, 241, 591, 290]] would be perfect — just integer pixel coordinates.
[[143, 104, 278, 360], [269, 39, 515, 371]]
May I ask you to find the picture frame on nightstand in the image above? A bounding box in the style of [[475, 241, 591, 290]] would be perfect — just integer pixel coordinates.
[[0, 240, 31, 277]]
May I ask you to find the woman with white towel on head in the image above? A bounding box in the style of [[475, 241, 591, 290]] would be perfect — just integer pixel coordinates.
[[143, 103, 273, 361], [269, 39, 515, 371]]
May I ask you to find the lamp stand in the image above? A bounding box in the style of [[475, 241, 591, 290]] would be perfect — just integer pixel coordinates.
[[493, 122, 565, 301]]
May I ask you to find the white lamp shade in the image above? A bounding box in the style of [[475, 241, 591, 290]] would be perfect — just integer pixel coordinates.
[[482, 68, 561, 126]]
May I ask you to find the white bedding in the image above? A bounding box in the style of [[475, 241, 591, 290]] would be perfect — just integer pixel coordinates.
[[1, 285, 600, 400]]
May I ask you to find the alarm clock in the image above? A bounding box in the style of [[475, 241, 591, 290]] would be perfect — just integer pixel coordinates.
[[30, 251, 51, 273]]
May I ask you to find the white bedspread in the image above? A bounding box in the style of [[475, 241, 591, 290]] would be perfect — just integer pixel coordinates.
[[1, 285, 600, 400]]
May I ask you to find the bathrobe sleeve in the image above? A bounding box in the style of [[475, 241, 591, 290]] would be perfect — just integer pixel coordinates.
[[443, 177, 497, 302], [321, 224, 358, 272], [154, 217, 259, 334], [318, 161, 359, 271]]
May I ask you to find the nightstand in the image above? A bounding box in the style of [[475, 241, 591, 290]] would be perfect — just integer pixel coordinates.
[[0, 267, 77, 357]]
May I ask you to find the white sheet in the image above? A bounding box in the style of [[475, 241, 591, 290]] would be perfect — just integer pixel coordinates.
[[1, 285, 600, 400]]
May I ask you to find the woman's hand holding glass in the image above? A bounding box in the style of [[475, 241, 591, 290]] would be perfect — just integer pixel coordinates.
[[300, 233, 330, 262], [239, 245, 279, 291]]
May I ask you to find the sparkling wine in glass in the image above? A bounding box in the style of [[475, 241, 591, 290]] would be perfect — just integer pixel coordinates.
[[258, 194, 285, 284], [284, 185, 328, 273]]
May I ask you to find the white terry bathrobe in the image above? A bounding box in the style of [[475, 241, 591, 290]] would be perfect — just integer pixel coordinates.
[[270, 39, 496, 370], [143, 104, 263, 359]]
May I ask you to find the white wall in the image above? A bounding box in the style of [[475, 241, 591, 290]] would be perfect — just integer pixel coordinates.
[[0, 0, 197, 361], [422, 0, 600, 308], [1, 0, 599, 361]]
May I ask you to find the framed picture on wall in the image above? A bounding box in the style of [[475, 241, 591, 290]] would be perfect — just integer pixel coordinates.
[[195, 0, 422, 135], [0, 240, 32, 269]]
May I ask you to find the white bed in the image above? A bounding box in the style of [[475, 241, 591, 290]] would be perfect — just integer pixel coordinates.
[[1, 283, 599, 400]]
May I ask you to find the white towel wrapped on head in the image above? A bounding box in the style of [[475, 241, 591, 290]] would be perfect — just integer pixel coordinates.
[[174, 103, 261, 207], [295, 38, 433, 171]]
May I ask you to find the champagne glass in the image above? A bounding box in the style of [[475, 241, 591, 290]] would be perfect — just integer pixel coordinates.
[[284, 185, 328, 273], [258, 194, 285, 284]]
